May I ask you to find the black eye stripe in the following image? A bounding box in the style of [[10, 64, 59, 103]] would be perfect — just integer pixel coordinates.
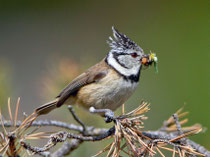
[[112, 51, 140, 56], [113, 52, 129, 57]]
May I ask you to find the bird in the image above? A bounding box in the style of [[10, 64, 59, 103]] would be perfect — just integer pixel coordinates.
[[35, 27, 151, 118]]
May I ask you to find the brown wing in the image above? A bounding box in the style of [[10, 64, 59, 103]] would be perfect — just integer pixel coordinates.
[[56, 59, 109, 107]]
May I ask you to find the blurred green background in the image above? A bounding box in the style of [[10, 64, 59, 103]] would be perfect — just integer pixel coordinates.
[[0, 0, 209, 156]]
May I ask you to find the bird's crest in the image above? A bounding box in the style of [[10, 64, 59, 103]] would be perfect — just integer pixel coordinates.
[[107, 26, 142, 52]]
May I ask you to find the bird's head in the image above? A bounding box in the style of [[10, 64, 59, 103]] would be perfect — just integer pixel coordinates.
[[106, 27, 144, 81]]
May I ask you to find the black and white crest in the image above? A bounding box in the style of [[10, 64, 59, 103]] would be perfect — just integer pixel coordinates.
[[107, 27, 143, 53]]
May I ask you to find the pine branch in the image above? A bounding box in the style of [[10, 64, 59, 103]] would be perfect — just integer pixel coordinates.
[[0, 101, 209, 156]]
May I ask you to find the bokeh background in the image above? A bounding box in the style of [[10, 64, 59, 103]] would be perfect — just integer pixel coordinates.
[[0, 0, 209, 156]]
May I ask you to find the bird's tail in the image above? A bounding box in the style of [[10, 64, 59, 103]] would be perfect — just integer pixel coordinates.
[[35, 99, 58, 115]]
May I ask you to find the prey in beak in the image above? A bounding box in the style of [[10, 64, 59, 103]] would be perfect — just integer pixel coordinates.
[[141, 52, 158, 72]]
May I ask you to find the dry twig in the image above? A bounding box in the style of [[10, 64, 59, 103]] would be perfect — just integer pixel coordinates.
[[0, 100, 209, 157]]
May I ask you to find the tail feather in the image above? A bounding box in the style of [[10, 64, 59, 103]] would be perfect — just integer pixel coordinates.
[[35, 99, 58, 115]]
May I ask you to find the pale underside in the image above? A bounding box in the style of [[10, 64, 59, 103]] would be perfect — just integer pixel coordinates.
[[65, 69, 138, 111]]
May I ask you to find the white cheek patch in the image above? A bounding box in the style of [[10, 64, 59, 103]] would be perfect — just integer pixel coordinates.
[[107, 53, 141, 76]]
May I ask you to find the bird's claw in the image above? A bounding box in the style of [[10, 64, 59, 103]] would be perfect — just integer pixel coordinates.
[[89, 107, 115, 123]]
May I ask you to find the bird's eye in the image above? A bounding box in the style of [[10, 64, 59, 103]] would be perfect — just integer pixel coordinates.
[[131, 52, 138, 58]]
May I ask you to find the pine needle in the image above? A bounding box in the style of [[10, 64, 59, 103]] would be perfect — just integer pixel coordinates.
[[7, 98, 13, 125], [92, 143, 112, 157], [14, 97, 20, 127], [172, 147, 176, 157], [156, 146, 165, 157], [158, 146, 178, 154], [170, 128, 202, 142]]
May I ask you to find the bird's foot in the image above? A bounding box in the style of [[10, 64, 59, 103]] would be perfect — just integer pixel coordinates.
[[89, 107, 115, 123]]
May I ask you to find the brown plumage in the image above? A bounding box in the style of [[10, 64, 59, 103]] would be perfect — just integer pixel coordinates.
[[35, 59, 110, 115]]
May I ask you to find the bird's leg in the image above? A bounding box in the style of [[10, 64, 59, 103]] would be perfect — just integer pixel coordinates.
[[89, 107, 115, 123], [68, 105, 86, 135]]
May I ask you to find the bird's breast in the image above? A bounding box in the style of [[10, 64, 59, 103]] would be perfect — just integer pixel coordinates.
[[76, 69, 139, 110]]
